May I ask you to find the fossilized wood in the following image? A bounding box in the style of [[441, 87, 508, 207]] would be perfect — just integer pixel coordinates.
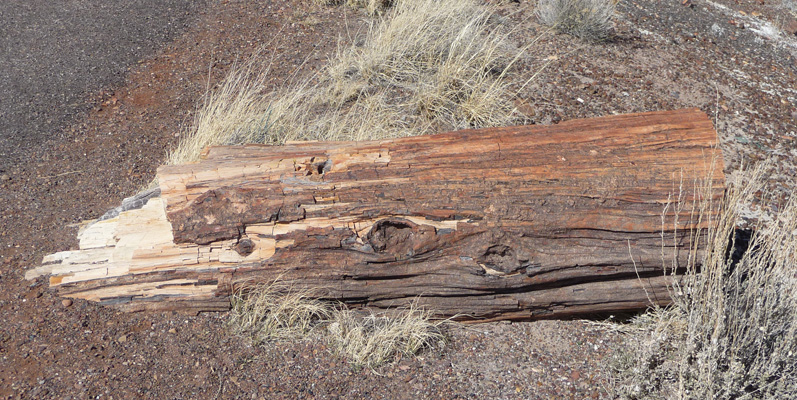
[[29, 109, 725, 321]]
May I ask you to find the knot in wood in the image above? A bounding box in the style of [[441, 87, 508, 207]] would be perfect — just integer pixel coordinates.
[[478, 243, 528, 275], [233, 238, 255, 256], [366, 218, 438, 259]]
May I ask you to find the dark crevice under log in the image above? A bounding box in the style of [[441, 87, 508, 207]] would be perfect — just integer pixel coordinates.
[[28, 108, 725, 321]]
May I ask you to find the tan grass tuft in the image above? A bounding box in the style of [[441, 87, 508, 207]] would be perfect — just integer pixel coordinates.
[[168, 54, 274, 165], [609, 164, 797, 399], [168, 0, 528, 164], [536, 0, 617, 42], [327, 303, 449, 369], [229, 281, 450, 368], [229, 280, 333, 344]]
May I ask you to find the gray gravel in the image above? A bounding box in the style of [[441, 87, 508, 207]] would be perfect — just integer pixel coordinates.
[[0, 0, 206, 170]]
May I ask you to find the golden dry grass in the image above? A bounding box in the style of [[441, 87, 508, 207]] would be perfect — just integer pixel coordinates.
[[167, 54, 274, 165], [229, 280, 449, 368], [229, 280, 333, 344], [327, 304, 449, 369], [167, 0, 528, 165]]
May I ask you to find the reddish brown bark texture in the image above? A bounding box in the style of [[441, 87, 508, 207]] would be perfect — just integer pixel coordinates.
[[43, 109, 725, 321]]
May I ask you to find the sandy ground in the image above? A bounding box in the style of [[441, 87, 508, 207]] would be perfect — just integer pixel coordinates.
[[1, 0, 795, 398]]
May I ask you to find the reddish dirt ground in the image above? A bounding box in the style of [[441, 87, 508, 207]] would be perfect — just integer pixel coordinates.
[[1, 0, 795, 398]]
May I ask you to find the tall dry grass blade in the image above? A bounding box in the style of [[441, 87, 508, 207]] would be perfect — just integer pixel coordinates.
[[609, 163, 797, 399], [168, 53, 274, 165]]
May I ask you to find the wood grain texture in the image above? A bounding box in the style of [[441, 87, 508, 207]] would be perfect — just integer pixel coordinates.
[[29, 109, 725, 321]]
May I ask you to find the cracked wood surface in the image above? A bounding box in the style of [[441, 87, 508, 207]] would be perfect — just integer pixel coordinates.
[[29, 109, 725, 321]]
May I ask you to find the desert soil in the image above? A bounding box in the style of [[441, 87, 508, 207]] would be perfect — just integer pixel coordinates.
[[1, 0, 795, 398]]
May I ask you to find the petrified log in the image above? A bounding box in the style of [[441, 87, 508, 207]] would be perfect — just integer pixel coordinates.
[[28, 108, 725, 321]]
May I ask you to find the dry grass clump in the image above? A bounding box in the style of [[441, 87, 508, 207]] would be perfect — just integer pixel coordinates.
[[609, 166, 797, 399], [229, 280, 333, 344], [536, 0, 617, 41], [327, 304, 448, 369], [315, 0, 391, 16], [783, 0, 797, 13], [168, 0, 527, 165], [229, 281, 449, 368], [319, 0, 523, 133], [167, 56, 274, 165]]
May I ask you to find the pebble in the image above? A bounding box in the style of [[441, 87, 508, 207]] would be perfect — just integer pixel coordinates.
[[0, 174, 9, 181], [168, 328, 177, 334], [784, 18, 797, 36], [117, 335, 127, 343], [61, 299, 73, 307]]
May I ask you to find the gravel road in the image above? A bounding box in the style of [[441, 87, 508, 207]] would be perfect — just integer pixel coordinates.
[[0, 0, 206, 170]]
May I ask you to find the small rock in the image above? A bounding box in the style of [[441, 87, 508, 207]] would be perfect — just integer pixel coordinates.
[[783, 19, 797, 36], [233, 238, 255, 256], [0, 174, 9, 181], [571, 371, 581, 380], [61, 299, 73, 307], [710, 23, 724, 37], [168, 328, 177, 334], [117, 335, 127, 343]]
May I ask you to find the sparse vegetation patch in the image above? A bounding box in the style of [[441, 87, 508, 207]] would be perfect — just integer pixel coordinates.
[[168, 0, 527, 165], [229, 280, 333, 344], [315, 0, 392, 16], [783, 0, 797, 14], [229, 280, 449, 368], [609, 166, 797, 399], [536, 0, 617, 41], [327, 305, 449, 369]]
